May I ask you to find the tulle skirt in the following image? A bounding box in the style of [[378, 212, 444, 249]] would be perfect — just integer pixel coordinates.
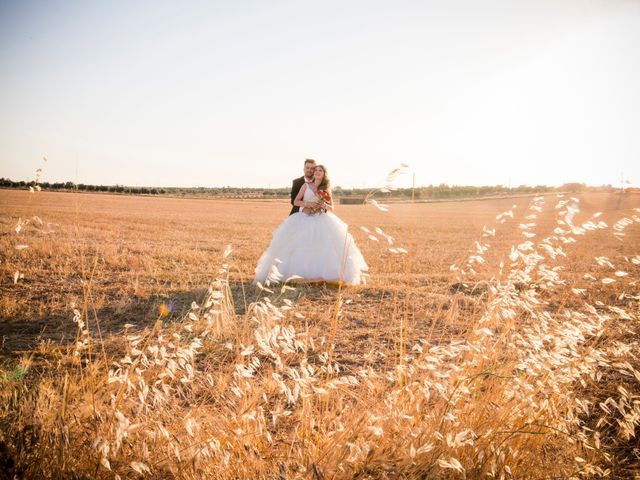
[[254, 211, 368, 285]]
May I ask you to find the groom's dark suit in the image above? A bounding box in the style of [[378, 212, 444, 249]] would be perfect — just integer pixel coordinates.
[[289, 176, 306, 216]]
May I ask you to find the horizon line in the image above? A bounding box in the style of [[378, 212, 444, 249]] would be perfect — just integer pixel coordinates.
[[0, 176, 628, 191]]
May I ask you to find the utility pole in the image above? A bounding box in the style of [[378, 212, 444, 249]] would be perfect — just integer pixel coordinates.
[[412, 172, 415, 202]]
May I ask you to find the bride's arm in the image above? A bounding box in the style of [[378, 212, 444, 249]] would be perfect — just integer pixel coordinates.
[[324, 188, 335, 212], [293, 184, 311, 208]]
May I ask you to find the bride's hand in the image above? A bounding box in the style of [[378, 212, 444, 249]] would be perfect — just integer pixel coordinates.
[[306, 204, 319, 215]]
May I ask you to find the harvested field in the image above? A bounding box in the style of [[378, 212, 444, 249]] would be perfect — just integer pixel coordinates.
[[0, 189, 639, 479]]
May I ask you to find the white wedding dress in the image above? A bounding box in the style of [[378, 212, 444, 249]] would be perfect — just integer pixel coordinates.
[[254, 187, 368, 285]]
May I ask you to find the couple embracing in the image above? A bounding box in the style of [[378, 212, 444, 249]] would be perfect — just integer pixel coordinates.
[[254, 158, 368, 286]]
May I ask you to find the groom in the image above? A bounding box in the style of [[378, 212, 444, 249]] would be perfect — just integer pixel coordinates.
[[289, 158, 318, 215]]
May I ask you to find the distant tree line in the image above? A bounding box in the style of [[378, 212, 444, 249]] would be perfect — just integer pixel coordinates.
[[335, 183, 615, 198], [0, 178, 167, 195], [0, 177, 617, 199]]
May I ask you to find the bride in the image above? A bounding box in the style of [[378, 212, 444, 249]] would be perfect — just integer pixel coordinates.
[[254, 165, 368, 286]]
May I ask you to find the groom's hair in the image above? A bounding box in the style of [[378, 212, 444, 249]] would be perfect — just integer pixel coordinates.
[[304, 158, 316, 165]]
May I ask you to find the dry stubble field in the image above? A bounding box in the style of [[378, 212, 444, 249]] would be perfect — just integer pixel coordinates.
[[0, 189, 554, 356], [0, 189, 639, 479]]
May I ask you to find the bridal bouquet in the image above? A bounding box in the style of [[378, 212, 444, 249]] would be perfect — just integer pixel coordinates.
[[318, 189, 331, 212], [305, 189, 331, 215]]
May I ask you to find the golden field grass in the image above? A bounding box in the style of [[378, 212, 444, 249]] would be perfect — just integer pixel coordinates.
[[0, 188, 639, 479]]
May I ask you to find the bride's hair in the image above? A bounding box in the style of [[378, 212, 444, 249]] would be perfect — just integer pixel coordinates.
[[316, 165, 330, 191]]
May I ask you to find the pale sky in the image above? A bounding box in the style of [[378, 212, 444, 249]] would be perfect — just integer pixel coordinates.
[[1, 0, 639, 189]]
